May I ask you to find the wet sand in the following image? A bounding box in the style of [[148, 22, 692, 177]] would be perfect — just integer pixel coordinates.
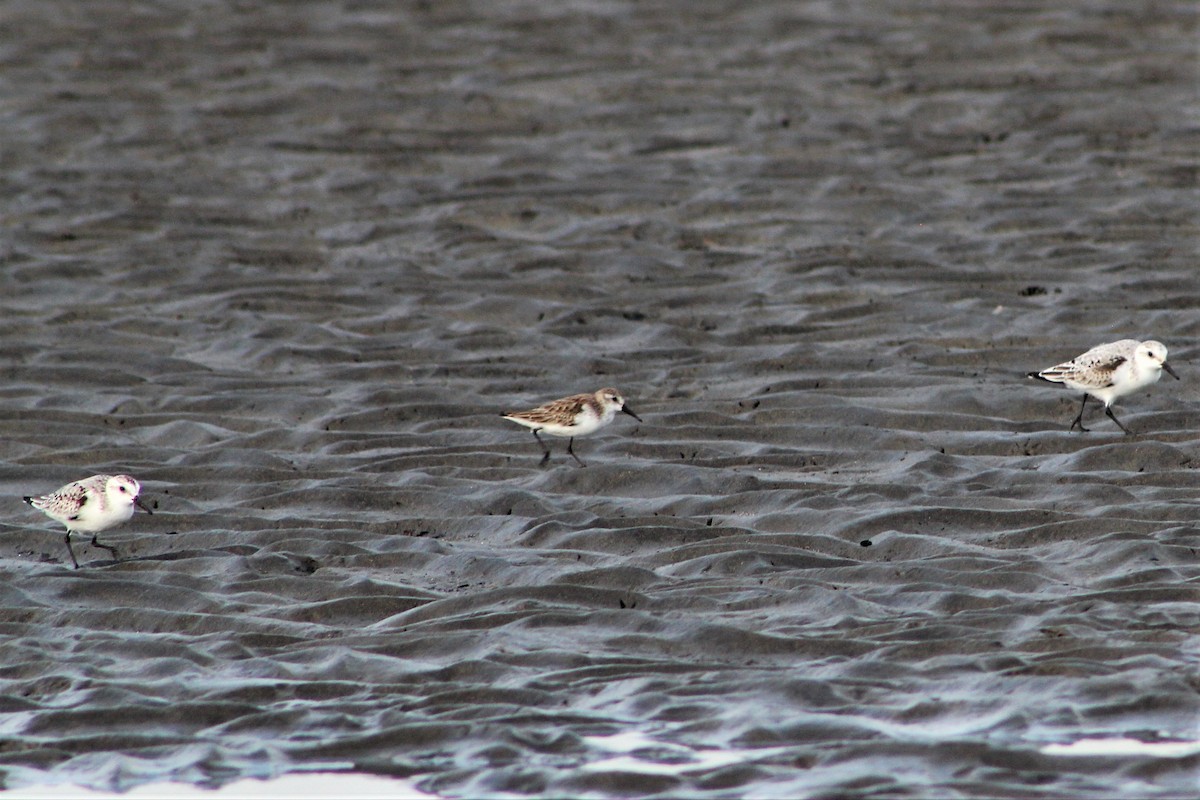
[[1, 1, 1197, 797]]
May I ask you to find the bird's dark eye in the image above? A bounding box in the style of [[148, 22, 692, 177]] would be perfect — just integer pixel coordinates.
[[118, 486, 127, 492]]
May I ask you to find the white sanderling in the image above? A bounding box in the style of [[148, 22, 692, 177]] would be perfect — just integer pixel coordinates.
[[23, 474, 152, 569], [502, 387, 642, 466], [1028, 339, 1179, 434]]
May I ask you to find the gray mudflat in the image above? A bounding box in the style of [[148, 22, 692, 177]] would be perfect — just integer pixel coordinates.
[[1, 1, 1196, 797]]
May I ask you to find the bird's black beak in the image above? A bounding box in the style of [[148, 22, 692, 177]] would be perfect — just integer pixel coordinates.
[[135, 497, 153, 515], [622, 404, 643, 423], [1163, 362, 1180, 380]]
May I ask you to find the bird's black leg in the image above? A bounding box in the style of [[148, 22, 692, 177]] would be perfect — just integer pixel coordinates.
[[566, 437, 586, 467], [90, 535, 119, 562], [533, 430, 552, 465], [1069, 394, 1090, 432], [1105, 405, 1133, 435], [63, 531, 80, 570]]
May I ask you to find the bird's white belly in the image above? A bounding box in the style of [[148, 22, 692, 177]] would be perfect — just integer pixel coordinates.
[[543, 416, 602, 437]]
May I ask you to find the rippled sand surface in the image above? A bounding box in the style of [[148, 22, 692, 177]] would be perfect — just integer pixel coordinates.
[[1, 1, 1197, 797]]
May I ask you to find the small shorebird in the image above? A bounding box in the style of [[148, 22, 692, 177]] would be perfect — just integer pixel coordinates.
[[24, 474, 152, 568], [1028, 339, 1178, 434], [502, 387, 642, 466]]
